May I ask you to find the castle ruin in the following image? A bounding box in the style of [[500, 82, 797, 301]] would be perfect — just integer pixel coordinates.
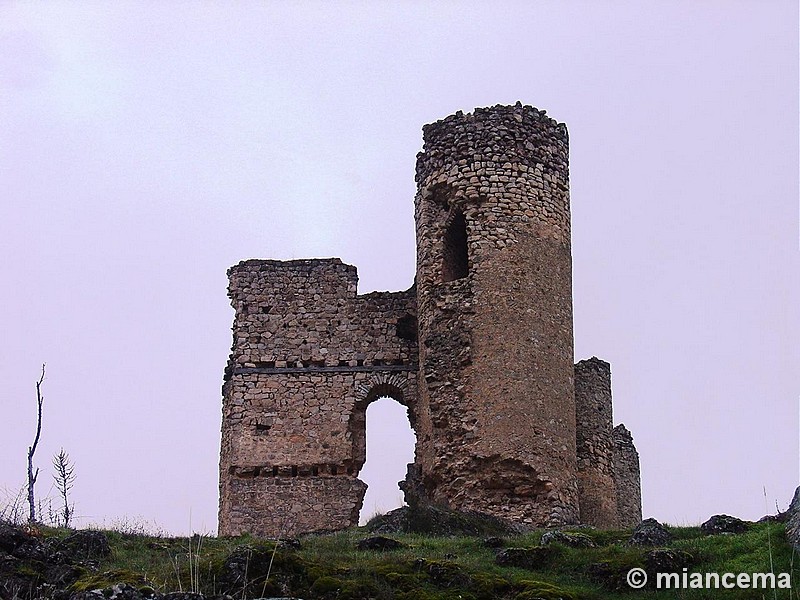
[[218, 104, 642, 537]]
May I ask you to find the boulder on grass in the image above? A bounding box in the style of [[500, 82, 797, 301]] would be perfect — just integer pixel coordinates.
[[356, 536, 405, 551], [540, 530, 595, 548], [628, 518, 671, 546], [700, 514, 750, 535]]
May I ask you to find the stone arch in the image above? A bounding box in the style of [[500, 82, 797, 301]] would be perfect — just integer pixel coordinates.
[[350, 371, 417, 470], [427, 183, 471, 283]]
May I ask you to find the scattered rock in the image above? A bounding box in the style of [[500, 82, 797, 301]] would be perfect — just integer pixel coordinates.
[[786, 486, 800, 550], [69, 591, 107, 600], [356, 536, 405, 551], [757, 513, 788, 524], [628, 518, 671, 546], [0, 522, 31, 553], [482, 536, 506, 548], [413, 558, 471, 588], [103, 583, 147, 600], [162, 593, 205, 600], [494, 547, 553, 570], [540, 530, 595, 548], [645, 549, 693, 573], [277, 538, 302, 550], [700, 514, 750, 535]]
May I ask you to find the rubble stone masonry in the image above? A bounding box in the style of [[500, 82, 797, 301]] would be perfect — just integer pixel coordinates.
[[575, 358, 618, 528], [218, 104, 642, 537], [613, 424, 643, 528], [413, 105, 577, 526]]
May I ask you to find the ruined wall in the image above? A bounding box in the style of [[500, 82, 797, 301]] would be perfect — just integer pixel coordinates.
[[218, 259, 418, 537], [575, 358, 619, 528], [413, 104, 579, 526], [612, 424, 643, 528]]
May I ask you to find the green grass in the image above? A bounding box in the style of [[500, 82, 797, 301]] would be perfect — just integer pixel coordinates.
[[16, 521, 800, 599]]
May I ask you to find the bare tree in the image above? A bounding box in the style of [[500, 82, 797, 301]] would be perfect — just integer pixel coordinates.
[[52, 448, 76, 528], [27, 364, 45, 523]]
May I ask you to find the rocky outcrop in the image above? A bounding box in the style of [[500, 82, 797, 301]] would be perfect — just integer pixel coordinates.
[[540, 530, 596, 548], [629, 518, 672, 546], [700, 514, 750, 535], [0, 524, 113, 600]]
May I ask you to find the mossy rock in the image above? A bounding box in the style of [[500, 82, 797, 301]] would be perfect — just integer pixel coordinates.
[[382, 571, 426, 591], [414, 558, 472, 588], [337, 578, 382, 599], [70, 569, 151, 592], [213, 544, 310, 597], [310, 574, 343, 595], [587, 556, 645, 591], [516, 579, 577, 600], [471, 572, 513, 598]]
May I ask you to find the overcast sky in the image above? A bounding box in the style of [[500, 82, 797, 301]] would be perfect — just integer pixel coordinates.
[[1, 1, 797, 535]]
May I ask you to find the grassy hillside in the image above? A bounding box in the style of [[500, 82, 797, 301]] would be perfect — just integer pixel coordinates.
[[2, 519, 797, 599]]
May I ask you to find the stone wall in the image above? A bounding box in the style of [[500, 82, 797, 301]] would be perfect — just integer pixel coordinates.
[[613, 424, 643, 528], [413, 104, 578, 527], [575, 358, 618, 528], [218, 259, 418, 537]]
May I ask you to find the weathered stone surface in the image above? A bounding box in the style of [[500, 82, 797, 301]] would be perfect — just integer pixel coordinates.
[[786, 486, 800, 549], [218, 104, 643, 537], [613, 424, 643, 528], [540, 530, 596, 548], [0, 524, 134, 600], [575, 358, 617, 528], [629, 518, 672, 546], [700, 514, 750, 535], [414, 105, 579, 528]]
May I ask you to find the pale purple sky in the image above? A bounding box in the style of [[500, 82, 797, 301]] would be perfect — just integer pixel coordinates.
[[1, 1, 797, 535]]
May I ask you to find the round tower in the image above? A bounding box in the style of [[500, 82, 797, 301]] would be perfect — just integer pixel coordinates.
[[413, 103, 578, 526]]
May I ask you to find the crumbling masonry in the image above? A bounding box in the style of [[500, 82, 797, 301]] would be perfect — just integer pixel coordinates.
[[218, 104, 642, 537]]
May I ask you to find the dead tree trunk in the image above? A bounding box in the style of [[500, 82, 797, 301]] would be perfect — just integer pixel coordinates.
[[27, 364, 45, 523]]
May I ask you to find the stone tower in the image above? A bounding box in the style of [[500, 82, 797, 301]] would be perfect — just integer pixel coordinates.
[[218, 104, 642, 537], [412, 104, 578, 526]]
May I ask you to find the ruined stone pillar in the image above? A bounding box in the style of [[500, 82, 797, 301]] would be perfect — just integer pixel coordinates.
[[613, 424, 643, 527], [575, 357, 619, 528], [413, 104, 579, 526]]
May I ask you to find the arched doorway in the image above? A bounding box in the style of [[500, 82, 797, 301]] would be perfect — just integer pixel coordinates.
[[357, 396, 417, 524]]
